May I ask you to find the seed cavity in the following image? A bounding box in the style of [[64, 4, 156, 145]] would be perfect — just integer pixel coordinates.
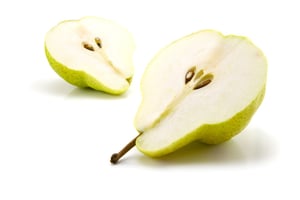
[[194, 73, 213, 90], [82, 37, 103, 51], [95, 37, 102, 48], [82, 42, 94, 51], [185, 66, 196, 84]]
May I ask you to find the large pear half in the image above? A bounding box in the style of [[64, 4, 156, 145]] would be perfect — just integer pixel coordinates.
[[45, 16, 135, 94], [134, 30, 267, 157]]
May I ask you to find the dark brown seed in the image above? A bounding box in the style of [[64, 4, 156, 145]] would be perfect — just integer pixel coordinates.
[[82, 42, 94, 51], [185, 66, 196, 84], [193, 73, 213, 90], [95, 37, 102, 48], [194, 79, 212, 90]]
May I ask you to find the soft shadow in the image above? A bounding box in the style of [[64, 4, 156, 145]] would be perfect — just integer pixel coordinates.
[[135, 128, 278, 167], [66, 87, 130, 100], [31, 78, 130, 100], [31, 78, 73, 96]]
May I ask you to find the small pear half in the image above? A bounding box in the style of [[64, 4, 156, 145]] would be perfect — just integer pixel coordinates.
[[45, 16, 135, 95], [111, 30, 267, 163]]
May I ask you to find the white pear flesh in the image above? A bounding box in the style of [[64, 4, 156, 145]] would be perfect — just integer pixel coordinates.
[[134, 30, 267, 157], [45, 16, 135, 94]]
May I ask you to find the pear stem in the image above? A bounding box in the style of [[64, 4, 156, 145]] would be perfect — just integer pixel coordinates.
[[110, 135, 139, 164]]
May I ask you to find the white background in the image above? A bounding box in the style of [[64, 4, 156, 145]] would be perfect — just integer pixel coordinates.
[[0, 0, 299, 199]]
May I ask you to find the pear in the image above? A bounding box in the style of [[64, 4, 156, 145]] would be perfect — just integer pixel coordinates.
[[45, 16, 135, 95], [111, 30, 267, 164]]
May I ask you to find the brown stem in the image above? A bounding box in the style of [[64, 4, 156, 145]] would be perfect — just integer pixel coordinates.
[[110, 135, 139, 164]]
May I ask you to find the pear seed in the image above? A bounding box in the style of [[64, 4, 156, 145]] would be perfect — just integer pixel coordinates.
[[194, 79, 211, 90], [194, 73, 213, 90], [95, 37, 102, 48], [185, 66, 196, 84], [82, 42, 94, 51]]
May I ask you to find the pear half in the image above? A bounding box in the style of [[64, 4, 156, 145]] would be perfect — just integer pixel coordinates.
[[45, 16, 135, 94], [111, 30, 267, 163]]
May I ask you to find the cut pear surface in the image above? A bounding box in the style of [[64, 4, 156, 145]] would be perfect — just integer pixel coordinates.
[[45, 16, 135, 94], [133, 30, 267, 157]]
